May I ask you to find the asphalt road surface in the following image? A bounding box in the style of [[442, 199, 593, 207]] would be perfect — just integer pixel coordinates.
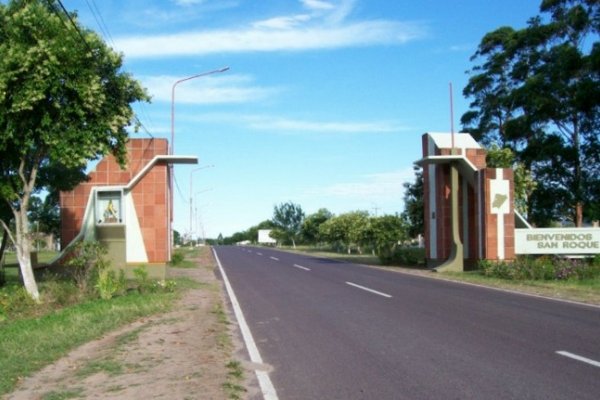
[[213, 246, 600, 400]]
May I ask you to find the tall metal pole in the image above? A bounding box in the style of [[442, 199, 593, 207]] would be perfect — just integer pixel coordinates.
[[170, 67, 229, 155], [189, 166, 214, 235], [169, 67, 228, 252]]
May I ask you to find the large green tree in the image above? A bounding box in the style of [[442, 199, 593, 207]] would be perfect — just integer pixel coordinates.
[[401, 165, 424, 238], [462, 0, 600, 226], [272, 202, 305, 248], [300, 208, 333, 245], [0, 0, 148, 299]]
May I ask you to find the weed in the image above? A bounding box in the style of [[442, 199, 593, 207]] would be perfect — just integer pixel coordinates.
[[77, 359, 124, 378], [41, 387, 84, 400], [65, 241, 109, 294]]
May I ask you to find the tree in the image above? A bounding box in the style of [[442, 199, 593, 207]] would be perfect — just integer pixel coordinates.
[[300, 208, 333, 245], [271, 202, 305, 248], [486, 145, 537, 217], [462, 0, 600, 226], [0, 0, 149, 299], [401, 165, 424, 238], [370, 215, 408, 258], [319, 211, 369, 254]]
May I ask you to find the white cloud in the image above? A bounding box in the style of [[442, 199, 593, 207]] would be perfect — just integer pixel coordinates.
[[140, 74, 281, 104], [115, 20, 425, 58], [253, 14, 312, 30], [311, 168, 415, 201], [242, 115, 405, 134], [301, 0, 335, 11]]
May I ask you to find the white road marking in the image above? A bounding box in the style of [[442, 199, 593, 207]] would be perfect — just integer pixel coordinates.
[[293, 264, 311, 271], [213, 249, 279, 400], [270, 256, 279, 261], [556, 351, 600, 368], [346, 282, 392, 298], [257, 252, 263, 256]]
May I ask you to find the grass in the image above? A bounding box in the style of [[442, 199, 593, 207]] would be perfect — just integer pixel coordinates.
[[170, 247, 203, 268], [438, 270, 600, 304], [0, 290, 178, 396], [223, 360, 246, 400], [276, 245, 600, 305]]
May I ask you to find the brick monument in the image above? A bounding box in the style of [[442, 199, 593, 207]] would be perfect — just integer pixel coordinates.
[[417, 132, 515, 271], [59, 138, 197, 277]]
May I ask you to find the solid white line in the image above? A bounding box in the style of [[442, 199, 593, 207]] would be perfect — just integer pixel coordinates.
[[212, 249, 279, 400], [293, 264, 311, 271], [346, 282, 392, 298], [556, 351, 600, 368], [270, 256, 279, 261]]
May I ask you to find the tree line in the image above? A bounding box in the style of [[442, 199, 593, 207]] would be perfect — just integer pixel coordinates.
[[215, 203, 417, 261]]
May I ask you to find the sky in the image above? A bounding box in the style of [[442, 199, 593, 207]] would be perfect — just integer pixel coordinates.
[[61, 0, 542, 239]]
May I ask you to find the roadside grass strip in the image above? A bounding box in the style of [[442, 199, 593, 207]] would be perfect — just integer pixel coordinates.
[[0, 292, 176, 396]]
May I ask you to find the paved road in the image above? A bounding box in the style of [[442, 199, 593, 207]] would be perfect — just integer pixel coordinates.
[[213, 246, 600, 400]]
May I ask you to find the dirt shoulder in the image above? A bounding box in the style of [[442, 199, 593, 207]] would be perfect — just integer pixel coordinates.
[[5, 248, 260, 400]]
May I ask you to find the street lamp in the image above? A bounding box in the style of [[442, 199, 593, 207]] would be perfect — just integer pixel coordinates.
[[168, 66, 228, 252], [170, 66, 230, 155], [189, 166, 214, 234]]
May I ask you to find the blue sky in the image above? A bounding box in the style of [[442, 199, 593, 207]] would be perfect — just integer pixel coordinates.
[[64, 0, 541, 238]]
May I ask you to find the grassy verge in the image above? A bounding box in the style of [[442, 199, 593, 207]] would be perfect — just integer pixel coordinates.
[[275, 245, 600, 305], [0, 289, 178, 396], [436, 271, 600, 304]]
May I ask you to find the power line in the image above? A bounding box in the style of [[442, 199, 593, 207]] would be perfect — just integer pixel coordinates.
[[48, 0, 155, 140], [50, 0, 95, 54]]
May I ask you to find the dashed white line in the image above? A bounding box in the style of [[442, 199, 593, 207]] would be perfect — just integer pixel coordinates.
[[213, 249, 279, 400], [293, 264, 311, 271], [346, 282, 392, 298], [257, 252, 263, 256], [270, 256, 279, 261], [556, 351, 600, 368]]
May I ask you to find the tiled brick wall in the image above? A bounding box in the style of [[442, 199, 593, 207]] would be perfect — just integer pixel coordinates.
[[422, 133, 514, 267], [60, 139, 170, 263]]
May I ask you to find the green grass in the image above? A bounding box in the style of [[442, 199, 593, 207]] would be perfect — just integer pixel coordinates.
[[223, 360, 246, 400], [3, 250, 59, 266], [277, 245, 600, 305], [0, 290, 178, 396], [439, 271, 600, 304]]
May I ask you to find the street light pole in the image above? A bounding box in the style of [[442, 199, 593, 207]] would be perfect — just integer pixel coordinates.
[[168, 66, 228, 251], [189, 166, 214, 235], [170, 66, 229, 155]]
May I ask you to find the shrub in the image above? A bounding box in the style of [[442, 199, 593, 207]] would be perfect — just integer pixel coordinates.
[[40, 278, 81, 307], [133, 266, 152, 294], [379, 247, 425, 267], [0, 285, 37, 321], [169, 252, 185, 266], [65, 241, 109, 293], [478, 256, 600, 281], [95, 269, 126, 300]]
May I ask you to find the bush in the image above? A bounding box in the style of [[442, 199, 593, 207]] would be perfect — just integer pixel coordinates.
[[169, 251, 185, 266], [0, 285, 37, 321], [65, 241, 109, 293], [95, 269, 126, 300], [379, 247, 425, 267], [478, 256, 600, 281], [40, 278, 81, 307]]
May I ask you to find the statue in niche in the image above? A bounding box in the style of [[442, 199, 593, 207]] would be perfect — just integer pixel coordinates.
[[103, 199, 119, 223]]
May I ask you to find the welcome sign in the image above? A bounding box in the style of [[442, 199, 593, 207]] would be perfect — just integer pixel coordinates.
[[515, 228, 600, 255]]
